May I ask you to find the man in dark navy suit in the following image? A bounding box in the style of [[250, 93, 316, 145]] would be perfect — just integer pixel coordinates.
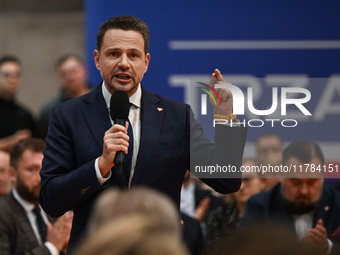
[[39, 15, 247, 253], [242, 141, 340, 254]]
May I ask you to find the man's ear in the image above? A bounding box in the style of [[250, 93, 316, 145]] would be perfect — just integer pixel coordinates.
[[8, 166, 17, 184], [144, 53, 150, 73], [94, 50, 101, 71]]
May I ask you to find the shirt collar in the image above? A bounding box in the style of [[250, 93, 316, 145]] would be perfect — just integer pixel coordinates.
[[12, 189, 36, 213], [101, 81, 142, 109], [183, 181, 196, 192], [293, 211, 315, 219]]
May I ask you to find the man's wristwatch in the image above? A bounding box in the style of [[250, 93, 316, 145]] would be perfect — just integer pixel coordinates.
[[213, 112, 237, 122]]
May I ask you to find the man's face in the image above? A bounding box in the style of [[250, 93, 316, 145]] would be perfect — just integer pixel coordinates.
[[281, 157, 324, 215], [0, 61, 21, 100], [234, 161, 262, 204], [11, 150, 43, 205], [94, 29, 150, 97], [0, 151, 10, 196], [58, 57, 87, 96], [257, 135, 282, 165]]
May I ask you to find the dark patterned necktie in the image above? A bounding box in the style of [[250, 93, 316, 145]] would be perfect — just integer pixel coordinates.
[[124, 104, 134, 184], [33, 206, 47, 243]]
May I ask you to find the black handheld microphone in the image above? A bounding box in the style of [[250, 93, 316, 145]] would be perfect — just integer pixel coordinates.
[[110, 90, 130, 175]]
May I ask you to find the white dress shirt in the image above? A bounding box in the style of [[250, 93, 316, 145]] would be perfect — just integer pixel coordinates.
[[294, 212, 314, 240], [95, 82, 141, 187], [12, 189, 58, 255], [294, 212, 333, 253], [180, 181, 196, 218]]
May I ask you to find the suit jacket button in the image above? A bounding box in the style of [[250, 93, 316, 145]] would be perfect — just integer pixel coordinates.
[[80, 189, 86, 195]]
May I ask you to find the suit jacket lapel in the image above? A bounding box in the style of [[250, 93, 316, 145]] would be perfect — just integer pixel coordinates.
[[8, 192, 40, 249], [81, 84, 126, 188], [312, 187, 330, 229], [81, 84, 111, 152], [132, 86, 164, 185]]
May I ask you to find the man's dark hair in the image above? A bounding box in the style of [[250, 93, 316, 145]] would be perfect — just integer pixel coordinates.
[[10, 138, 45, 169], [282, 141, 325, 166], [0, 55, 21, 68], [96, 15, 150, 55], [55, 54, 84, 70]]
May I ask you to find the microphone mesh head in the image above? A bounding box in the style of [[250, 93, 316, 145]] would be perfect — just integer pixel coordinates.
[[110, 90, 130, 120]]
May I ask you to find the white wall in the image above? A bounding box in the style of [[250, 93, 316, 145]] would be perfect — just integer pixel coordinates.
[[0, 9, 84, 117]]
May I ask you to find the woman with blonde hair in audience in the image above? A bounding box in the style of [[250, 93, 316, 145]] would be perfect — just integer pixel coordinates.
[[87, 187, 181, 237], [75, 214, 188, 255]]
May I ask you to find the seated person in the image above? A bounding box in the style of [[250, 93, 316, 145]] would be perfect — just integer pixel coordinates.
[[180, 170, 224, 223], [86, 187, 202, 255], [75, 214, 189, 255], [242, 141, 340, 254], [0, 138, 72, 254], [205, 159, 263, 250]]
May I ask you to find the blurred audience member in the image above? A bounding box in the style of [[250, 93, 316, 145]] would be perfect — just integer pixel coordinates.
[[88, 187, 180, 237], [234, 159, 264, 217], [242, 141, 340, 254], [256, 133, 283, 165], [0, 138, 72, 254], [180, 170, 224, 223], [208, 223, 320, 255], [256, 133, 283, 190], [75, 214, 189, 255], [86, 187, 199, 255], [205, 159, 263, 250], [0, 56, 36, 151], [180, 212, 205, 255], [0, 150, 11, 197], [180, 170, 224, 253], [39, 55, 91, 138]]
